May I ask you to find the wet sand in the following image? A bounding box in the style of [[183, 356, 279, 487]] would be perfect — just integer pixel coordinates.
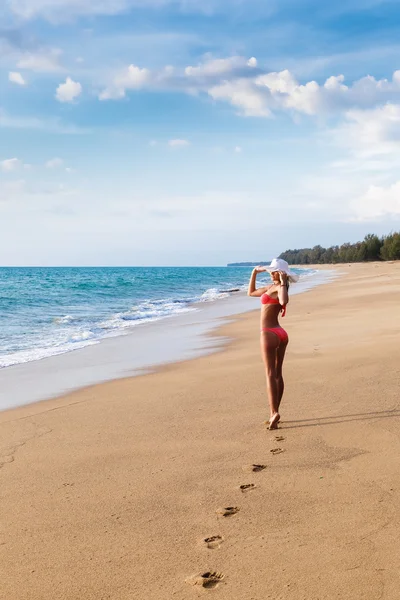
[[1, 261, 399, 599]]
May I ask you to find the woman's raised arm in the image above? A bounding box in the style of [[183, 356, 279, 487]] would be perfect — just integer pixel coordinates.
[[247, 267, 269, 297]]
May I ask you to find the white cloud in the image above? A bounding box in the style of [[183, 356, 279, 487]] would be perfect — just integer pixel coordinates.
[[99, 65, 151, 100], [98, 88, 125, 101], [326, 102, 400, 180], [350, 181, 400, 220], [9, 72, 26, 86], [17, 49, 63, 73], [209, 79, 271, 117], [336, 103, 400, 158], [45, 157, 64, 169], [0, 157, 34, 172], [99, 56, 258, 101], [56, 77, 82, 103], [168, 139, 190, 147], [185, 56, 252, 78], [1, 158, 23, 172], [210, 68, 400, 117], [96, 61, 400, 119], [208, 70, 340, 117], [234, 146, 242, 153]]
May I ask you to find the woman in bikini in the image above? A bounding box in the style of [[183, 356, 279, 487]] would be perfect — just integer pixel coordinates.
[[247, 258, 298, 429]]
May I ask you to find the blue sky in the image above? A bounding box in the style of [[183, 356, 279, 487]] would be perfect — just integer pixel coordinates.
[[1, 0, 400, 265]]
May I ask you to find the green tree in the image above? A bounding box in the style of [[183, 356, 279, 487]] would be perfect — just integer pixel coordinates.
[[279, 231, 399, 264], [310, 245, 324, 263], [363, 233, 382, 261], [381, 232, 400, 260]]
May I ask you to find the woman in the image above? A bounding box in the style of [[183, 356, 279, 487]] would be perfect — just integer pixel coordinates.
[[247, 258, 298, 429]]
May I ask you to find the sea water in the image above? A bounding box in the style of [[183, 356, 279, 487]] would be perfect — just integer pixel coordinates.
[[0, 266, 313, 369]]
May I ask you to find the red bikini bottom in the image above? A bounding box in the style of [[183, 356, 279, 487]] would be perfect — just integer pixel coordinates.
[[261, 326, 288, 343]]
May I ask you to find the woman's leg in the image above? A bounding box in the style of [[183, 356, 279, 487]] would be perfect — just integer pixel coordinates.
[[275, 339, 289, 410], [260, 332, 280, 427]]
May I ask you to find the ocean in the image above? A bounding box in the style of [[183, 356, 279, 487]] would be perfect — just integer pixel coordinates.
[[0, 266, 311, 369]]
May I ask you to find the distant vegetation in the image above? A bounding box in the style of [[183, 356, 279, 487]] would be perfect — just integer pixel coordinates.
[[279, 232, 400, 264]]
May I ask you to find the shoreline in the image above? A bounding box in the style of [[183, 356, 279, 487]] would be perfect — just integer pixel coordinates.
[[0, 268, 335, 413], [1, 261, 400, 599]]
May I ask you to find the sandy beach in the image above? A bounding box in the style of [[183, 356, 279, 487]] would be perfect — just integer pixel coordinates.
[[1, 261, 400, 600]]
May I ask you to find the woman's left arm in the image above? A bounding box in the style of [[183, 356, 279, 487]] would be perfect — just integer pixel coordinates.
[[277, 272, 289, 306]]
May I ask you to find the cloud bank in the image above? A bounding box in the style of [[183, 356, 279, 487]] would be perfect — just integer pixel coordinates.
[[99, 58, 400, 121]]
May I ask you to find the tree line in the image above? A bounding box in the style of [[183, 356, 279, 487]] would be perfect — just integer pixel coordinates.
[[279, 232, 400, 264]]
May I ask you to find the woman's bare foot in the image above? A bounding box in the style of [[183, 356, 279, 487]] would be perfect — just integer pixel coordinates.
[[264, 415, 281, 426], [269, 413, 280, 430]]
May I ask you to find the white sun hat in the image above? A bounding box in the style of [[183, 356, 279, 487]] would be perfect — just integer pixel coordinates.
[[265, 258, 299, 283]]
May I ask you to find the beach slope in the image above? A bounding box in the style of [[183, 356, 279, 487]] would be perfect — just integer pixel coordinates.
[[0, 262, 399, 600]]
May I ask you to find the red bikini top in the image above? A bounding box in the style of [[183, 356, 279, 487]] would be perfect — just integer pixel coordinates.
[[261, 292, 287, 317], [261, 293, 280, 305]]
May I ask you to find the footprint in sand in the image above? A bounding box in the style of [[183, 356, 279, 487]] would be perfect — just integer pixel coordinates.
[[240, 483, 256, 493], [243, 464, 267, 473], [190, 571, 225, 589], [216, 506, 240, 517], [270, 448, 285, 455], [203, 535, 224, 549], [275, 436, 285, 442]]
